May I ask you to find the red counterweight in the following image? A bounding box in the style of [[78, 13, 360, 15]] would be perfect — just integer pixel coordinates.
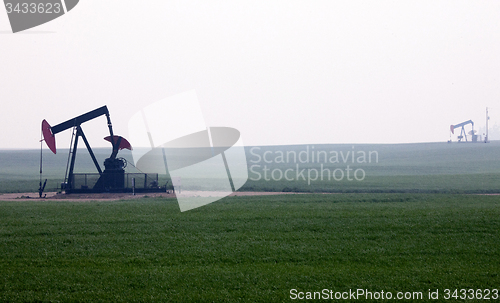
[[42, 119, 57, 154]]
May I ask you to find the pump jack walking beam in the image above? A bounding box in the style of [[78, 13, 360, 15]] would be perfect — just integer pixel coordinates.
[[51, 106, 111, 136], [48, 106, 120, 153], [43, 105, 129, 158]]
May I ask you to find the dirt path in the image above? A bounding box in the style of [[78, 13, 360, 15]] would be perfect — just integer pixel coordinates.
[[0, 191, 302, 202]]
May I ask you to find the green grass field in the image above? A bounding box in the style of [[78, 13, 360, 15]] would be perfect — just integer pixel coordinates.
[[0, 194, 499, 302], [1, 142, 499, 301]]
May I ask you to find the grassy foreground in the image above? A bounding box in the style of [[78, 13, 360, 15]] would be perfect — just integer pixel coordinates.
[[0, 194, 499, 302]]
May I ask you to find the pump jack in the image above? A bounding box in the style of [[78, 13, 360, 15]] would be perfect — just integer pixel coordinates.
[[41, 106, 133, 193], [450, 120, 477, 142]]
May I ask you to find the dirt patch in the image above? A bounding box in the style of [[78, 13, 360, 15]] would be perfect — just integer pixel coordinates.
[[0, 191, 302, 202]]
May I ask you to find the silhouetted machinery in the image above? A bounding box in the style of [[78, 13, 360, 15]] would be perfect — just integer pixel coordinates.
[[450, 120, 477, 142], [41, 106, 165, 194]]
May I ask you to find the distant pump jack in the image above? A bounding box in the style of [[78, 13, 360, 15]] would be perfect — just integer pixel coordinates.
[[448, 108, 490, 144], [450, 120, 475, 143]]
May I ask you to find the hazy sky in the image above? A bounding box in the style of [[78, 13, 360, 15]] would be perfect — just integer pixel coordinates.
[[1, 1, 499, 150]]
